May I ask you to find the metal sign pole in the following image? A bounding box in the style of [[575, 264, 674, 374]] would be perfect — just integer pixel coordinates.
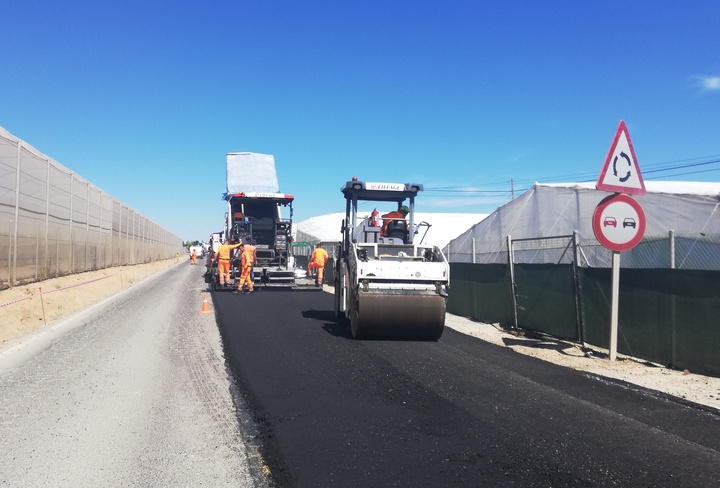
[[609, 251, 620, 361]]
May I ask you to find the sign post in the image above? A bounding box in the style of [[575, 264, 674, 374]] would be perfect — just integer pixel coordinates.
[[592, 193, 646, 360], [594, 120, 646, 361]]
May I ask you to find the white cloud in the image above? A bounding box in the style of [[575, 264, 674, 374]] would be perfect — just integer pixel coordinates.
[[699, 76, 720, 91]]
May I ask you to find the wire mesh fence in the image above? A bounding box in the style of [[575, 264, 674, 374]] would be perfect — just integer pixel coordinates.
[[0, 127, 183, 289], [447, 229, 720, 270]]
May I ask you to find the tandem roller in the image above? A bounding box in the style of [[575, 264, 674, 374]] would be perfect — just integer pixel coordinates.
[[350, 292, 446, 340], [334, 178, 450, 340]]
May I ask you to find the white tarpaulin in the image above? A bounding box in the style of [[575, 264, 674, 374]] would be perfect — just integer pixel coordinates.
[[446, 182, 720, 270], [226, 152, 279, 194], [296, 212, 488, 249]]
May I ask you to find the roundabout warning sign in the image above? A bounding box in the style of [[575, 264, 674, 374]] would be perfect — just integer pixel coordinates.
[[596, 120, 646, 195], [592, 193, 646, 252]]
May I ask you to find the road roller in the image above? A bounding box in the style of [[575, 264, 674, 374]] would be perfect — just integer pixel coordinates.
[[334, 178, 449, 340]]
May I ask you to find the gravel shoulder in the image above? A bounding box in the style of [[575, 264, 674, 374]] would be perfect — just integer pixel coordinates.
[[0, 260, 265, 487]]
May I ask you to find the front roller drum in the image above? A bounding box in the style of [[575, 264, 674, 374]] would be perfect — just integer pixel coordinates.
[[351, 292, 446, 341]]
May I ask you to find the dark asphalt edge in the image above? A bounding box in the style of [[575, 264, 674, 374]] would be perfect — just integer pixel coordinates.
[[582, 372, 720, 417], [446, 317, 720, 418], [212, 298, 292, 488]]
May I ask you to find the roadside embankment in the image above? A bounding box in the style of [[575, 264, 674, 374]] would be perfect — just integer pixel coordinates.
[[0, 257, 190, 346]]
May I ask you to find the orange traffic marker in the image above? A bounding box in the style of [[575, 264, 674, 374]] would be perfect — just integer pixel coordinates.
[[199, 294, 212, 314]]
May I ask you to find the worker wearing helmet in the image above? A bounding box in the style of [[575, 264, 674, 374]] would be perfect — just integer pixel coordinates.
[[380, 205, 409, 237], [307, 243, 329, 287], [214, 240, 242, 287], [236, 245, 255, 294]]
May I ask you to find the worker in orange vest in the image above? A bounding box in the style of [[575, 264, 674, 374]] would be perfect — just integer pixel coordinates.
[[244, 238, 257, 277], [307, 243, 329, 287], [380, 205, 409, 237], [191, 249, 197, 265], [214, 240, 242, 287], [235, 245, 255, 294]]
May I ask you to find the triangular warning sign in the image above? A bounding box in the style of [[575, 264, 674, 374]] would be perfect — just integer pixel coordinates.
[[596, 120, 646, 195]]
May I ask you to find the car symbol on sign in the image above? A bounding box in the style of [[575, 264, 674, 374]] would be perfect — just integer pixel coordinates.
[[623, 218, 636, 228], [603, 216, 617, 227]]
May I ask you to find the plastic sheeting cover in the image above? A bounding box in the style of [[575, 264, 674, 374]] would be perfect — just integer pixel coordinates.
[[226, 152, 279, 194], [296, 212, 488, 249], [446, 182, 720, 269]]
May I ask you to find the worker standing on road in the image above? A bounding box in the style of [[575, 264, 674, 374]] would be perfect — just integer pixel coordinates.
[[307, 243, 329, 287], [236, 245, 255, 294], [244, 238, 257, 280], [191, 249, 197, 265], [380, 205, 409, 237], [214, 240, 242, 287]]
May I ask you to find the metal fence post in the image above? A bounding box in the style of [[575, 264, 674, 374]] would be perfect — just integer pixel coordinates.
[[11, 140, 21, 287], [35, 223, 40, 281], [669, 229, 675, 269], [85, 181, 90, 270], [507, 234, 518, 329], [69, 173, 74, 274], [8, 219, 14, 287], [572, 230, 586, 346], [44, 157, 50, 279]]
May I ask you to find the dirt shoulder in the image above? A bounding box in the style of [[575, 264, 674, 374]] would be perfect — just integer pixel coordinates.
[[0, 257, 187, 346], [445, 314, 720, 411], [2, 267, 718, 412]]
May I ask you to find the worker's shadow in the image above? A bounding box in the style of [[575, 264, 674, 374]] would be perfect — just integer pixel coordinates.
[[302, 309, 352, 338]]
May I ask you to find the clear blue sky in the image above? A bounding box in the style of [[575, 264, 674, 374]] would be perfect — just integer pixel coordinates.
[[2, 1, 718, 242]]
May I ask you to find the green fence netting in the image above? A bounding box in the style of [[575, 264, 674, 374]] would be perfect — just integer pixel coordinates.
[[514, 264, 579, 341], [449, 263, 720, 377], [448, 263, 512, 325]]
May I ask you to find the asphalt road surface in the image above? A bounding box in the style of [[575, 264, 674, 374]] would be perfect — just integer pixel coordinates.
[[2, 264, 719, 487], [213, 286, 720, 488], [0, 264, 267, 487]]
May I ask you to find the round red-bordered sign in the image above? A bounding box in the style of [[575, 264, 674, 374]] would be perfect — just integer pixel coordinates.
[[592, 193, 646, 252]]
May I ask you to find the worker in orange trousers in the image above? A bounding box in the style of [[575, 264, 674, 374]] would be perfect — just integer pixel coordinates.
[[308, 243, 329, 287], [236, 246, 255, 294], [191, 249, 197, 265], [214, 240, 242, 287]]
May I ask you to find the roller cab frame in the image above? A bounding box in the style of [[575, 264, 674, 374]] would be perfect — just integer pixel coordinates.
[[334, 179, 449, 340]]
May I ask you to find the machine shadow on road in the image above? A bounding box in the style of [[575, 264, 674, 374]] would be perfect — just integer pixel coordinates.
[[301, 309, 354, 339]]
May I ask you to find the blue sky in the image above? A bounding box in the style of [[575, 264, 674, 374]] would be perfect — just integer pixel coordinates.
[[2, 1, 718, 242]]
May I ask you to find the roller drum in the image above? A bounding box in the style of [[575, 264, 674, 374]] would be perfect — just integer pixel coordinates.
[[351, 292, 446, 340]]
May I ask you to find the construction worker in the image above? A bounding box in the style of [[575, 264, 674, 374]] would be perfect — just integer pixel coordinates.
[[307, 243, 329, 287], [235, 244, 255, 294], [380, 205, 409, 237], [214, 240, 242, 287], [244, 237, 257, 274], [191, 249, 197, 265]]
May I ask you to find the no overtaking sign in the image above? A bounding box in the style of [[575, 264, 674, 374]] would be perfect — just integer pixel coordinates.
[[592, 193, 646, 252]]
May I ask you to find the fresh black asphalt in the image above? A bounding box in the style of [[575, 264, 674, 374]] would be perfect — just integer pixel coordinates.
[[212, 287, 720, 488]]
